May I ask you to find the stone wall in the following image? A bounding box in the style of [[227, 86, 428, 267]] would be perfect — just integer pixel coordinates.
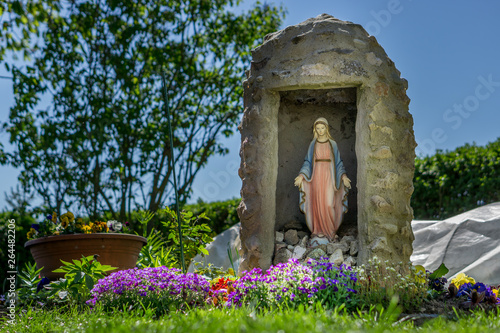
[[238, 14, 416, 273]]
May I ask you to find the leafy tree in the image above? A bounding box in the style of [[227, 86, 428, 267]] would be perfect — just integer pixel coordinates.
[[1, 0, 284, 220], [412, 138, 500, 219]]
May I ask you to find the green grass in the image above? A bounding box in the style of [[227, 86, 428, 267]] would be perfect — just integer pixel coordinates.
[[2, 304, 500, 333]]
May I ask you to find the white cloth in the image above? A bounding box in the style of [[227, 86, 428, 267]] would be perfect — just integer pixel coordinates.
[[411, 202, 500, 285]]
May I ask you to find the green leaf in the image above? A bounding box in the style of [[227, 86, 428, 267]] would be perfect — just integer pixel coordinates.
[[84, 274, 94, 291], [429, 263, 449, 280], [73, 271, 84, 284]]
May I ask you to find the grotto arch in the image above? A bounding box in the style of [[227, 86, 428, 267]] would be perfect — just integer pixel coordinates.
[[238, 14, 416, 272]]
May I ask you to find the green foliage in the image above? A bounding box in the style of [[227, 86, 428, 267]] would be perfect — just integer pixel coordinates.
[[0, 210, 35, 290], [136, 229, 177, 269], [47, 255, 116, 304], [429, 263, 449, 280], [413, 138, 500, 219], [158, 207, 213, 265], [185, 198, 240, 235], [16, 261, 45, 305], [192, 263, 229, 280], [354, 258, 429, 313], [1, 0, 285, 220]]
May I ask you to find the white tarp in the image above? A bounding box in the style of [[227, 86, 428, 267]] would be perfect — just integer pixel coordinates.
[[411, 202, 500, 285]]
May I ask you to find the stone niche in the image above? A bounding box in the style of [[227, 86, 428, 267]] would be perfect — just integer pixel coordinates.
[[237, 14, 416, 273]]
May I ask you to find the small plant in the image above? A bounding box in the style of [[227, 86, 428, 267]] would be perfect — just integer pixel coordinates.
[[354, 257, 429, 312], [159, 207, 213, 265], [445, 272, 500, 310], [46, 255, 116, 304], [193, 263, 230, 280], [26, 211, 121, 239], [16, 262, 47, 305], [136, 229, 177, 269], [209, 277, 237, 307]]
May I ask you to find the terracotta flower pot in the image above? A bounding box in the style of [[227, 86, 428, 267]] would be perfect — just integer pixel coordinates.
[[25, 233, 147, 280]]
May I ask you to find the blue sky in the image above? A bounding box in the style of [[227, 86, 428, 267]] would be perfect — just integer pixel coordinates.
[[1, 0, 500, 209]]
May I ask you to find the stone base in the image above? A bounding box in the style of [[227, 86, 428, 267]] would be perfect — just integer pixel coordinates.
[[273, 228, 358, 268]]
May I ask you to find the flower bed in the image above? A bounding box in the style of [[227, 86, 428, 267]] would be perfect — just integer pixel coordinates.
[[87, 266, 210, 315], [227, 258, 358, 309]]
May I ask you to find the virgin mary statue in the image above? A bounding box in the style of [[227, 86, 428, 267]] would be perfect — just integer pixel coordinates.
[[294, 117, 351, 241]]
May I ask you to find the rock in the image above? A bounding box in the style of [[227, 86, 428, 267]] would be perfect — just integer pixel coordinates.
[[275, 231, 284, 242], [284, 229, 299, 245], [299, 235, 309, 248], [297, 231, 309, 239], [344, 255, 356, 267], [292, 246, 307, 259], [340, 240, 350, 253], [308, 248, 326, 259], [273, 248, 292, 265], [379, 223, 398, 235], [327, 242, 349, 254], [329, 249, 344, 265], [350, 241, 359, 256], [366, 52, 382, 66], [371, 146, 392, 159], [287, 245, 294, 251], [341, 235, 356, 243], [370, 237, 392, 253], [275, 242, 287, 252]]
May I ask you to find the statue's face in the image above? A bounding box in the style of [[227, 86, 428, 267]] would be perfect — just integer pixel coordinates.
[[315, 123, 327, 137]]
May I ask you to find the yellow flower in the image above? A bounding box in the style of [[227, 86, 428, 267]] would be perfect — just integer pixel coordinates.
[[53, 230, 60, 235], [414, 265, 427, 284], [61, 212, 75, 224], [451, 272, 475, 288], [492, 289, 498, 298], [27, 228, 37, 240], [52, 211, 58, 224], [61, 216, 69, 228], [82, 225, 92, 234], [91, 221, 109, 233]]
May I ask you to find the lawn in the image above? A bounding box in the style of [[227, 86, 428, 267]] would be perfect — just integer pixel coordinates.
[[3, 304, 500, 333]]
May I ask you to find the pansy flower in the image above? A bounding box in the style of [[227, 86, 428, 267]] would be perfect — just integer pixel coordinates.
[[451, 272, 475, 288]]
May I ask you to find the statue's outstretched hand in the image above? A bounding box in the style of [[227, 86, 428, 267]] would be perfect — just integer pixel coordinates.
[[294, 175, 304, 188], [342, 175, 351, 189]]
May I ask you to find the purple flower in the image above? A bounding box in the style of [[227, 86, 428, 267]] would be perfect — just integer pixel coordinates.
[[37, 277, 50, 292], [31, 224, 40, 231], [457, 283, 473, 297]]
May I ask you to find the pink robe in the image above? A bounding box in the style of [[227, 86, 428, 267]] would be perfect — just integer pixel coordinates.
[[301, 141, 346, 240]]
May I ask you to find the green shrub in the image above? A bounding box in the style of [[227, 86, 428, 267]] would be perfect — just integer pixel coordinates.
[[413, 138, 500, 219], [184, 198, 240, 235]]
